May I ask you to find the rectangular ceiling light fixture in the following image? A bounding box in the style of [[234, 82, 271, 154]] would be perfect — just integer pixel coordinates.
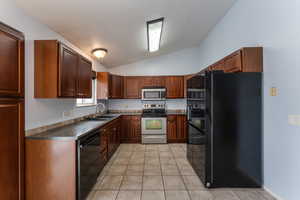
[[147, 17, 164, 52]]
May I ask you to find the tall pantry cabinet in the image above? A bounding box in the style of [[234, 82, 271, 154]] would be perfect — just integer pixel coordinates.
[[0, 22, 25, 200]]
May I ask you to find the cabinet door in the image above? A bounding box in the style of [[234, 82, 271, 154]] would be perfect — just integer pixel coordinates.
[[121, 116, 129, 142], [124, 77, 141, 99], [121, 115, 141, 143], [58, 44, 78, 97], [167, 115, 177, 142], [165, 76, 184, 98], [0, 23, 24, 98], [141, 77, 165, 88], [97, 72, 109, 99], [77, 56, 92, 98], [224, 51, 242, 72], [110, 75, 123, 99], [176, 115, 187, 142], [0, 99, 24, 200]]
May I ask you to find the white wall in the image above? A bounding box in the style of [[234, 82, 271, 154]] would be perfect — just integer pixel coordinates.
[[0, 0, 107, 131], [110, 0, 300, 199], [193, 1, 299, 200], [109, 47, 202, 75]]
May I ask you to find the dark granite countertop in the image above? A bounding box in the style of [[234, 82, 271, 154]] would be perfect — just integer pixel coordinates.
[[26, 114, 121, 141], [26, 110, 186, 141]]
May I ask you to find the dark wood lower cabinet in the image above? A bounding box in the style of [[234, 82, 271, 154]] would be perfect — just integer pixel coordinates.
[[121, 115, 141, 143], [167, 114, 187, 143], [99, 117, 122, 162], [0, 99, 24, 200], [25, 139, 76, 200]]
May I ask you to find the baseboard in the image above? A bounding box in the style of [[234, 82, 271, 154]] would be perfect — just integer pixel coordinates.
[[263, 186, 285, 200]]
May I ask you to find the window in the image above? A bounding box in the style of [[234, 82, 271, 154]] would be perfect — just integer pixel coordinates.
[[76, 79, 97, 106]]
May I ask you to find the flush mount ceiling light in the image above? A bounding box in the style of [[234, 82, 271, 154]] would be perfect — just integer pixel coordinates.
[[92, 48, 108, 59], [147, 17, 164, 53]]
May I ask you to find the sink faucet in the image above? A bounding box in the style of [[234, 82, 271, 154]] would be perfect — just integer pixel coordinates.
[[95, 103, 106, 116]]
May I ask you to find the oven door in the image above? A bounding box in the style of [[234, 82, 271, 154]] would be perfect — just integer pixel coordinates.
[[141, 117, 167, 134]]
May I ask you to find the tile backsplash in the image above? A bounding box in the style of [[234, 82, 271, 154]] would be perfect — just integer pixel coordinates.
[[108, 99, 186, 111]]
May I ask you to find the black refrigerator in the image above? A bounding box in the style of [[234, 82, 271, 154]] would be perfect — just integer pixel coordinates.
[[187, 71, 262, 188]]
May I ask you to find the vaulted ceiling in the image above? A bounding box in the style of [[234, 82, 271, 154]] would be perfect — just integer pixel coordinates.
[[15, 0, 236, 67]]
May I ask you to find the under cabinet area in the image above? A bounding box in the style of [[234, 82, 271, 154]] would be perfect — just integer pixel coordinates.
[[167, 114, 187, 143], [34, 40, 92, 98]]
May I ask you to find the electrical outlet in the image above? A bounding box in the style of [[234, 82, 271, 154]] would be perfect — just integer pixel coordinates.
[[270, 87, 277, 96]]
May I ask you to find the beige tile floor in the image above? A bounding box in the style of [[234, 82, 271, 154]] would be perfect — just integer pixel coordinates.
[[88, 144, 276, 200]]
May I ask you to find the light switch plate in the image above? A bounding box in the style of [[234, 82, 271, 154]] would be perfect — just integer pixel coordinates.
[[270, 87, 277, 96], [288, 115, 300, 126]]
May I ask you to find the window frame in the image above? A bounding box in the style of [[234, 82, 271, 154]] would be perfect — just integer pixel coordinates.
[[76, 79, 97, 107]]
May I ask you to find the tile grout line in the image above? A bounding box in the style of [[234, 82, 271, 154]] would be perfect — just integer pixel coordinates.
[[159, 145, 167, 200]]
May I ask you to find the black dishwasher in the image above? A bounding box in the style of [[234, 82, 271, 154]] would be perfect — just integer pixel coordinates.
[[77, 130, 103, 200]]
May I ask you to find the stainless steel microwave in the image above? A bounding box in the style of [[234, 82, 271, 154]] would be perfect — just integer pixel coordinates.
[[141, 88, 166, 100]]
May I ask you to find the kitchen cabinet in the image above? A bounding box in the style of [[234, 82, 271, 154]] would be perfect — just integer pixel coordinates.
[[59, 43, 78, 97], [207, 47, 263, 73], [165, 76, 184, 98], [167, 115, 187, 143], [110, 74, 123, 99], [34, 40, 92, 98], [0, 22, 25, 200], [0, 99, 24, 200], [141, 76, 165, 88], [97, 72, 110, 99], [123, 76, 141, 99], [224, 51, 242, 72], [26, 139, 76, 200], [99, 117, 121, 159], [0, 23, 24, 98], [121, 115, 141, 143], [77, 56, 92, 98], [97, 72, 124, 99]]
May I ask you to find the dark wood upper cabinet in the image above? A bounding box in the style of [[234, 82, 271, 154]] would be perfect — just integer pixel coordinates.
[[207, 47, 263, 73], [165, 76, 184, 98], [77, 56, 92, 98], [34, 40, 92, 98], [123, 76, 141, 99], [141, 76, 165, 88], [97, 72, 110, 99], [0, 99, 24, 200], [58, 44, 78, 97], [97, 72, 123, 99], [0, 22, 24, 98], [110, 75, 123, 99]]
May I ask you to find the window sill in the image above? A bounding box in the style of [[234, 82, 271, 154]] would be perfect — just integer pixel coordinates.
[[76, 104, 97, 108]]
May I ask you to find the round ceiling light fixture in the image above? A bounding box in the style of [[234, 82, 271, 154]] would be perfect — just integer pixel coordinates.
[[92, 48, 108, 59]]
